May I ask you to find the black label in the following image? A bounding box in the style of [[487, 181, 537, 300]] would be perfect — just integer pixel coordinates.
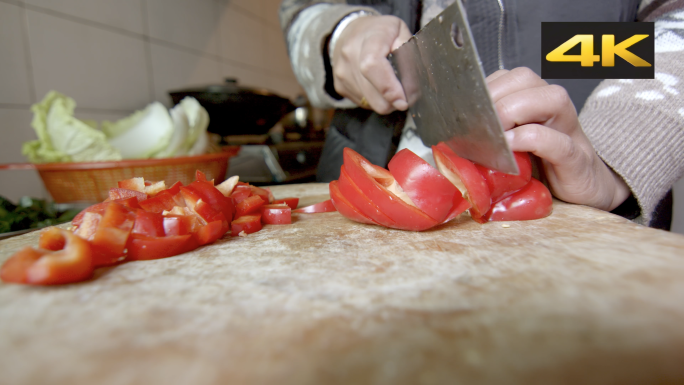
[[542, 22, 654, 79]]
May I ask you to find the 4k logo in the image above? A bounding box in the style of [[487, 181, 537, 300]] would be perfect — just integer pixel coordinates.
[[546, 34, 651, 67], [542, 22, 654, 79]]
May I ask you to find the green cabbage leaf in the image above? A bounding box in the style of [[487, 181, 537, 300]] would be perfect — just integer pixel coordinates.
[[22, 91, 122, 163]]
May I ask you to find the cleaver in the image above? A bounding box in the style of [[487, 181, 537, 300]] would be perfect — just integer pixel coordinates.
[[388, 0, 518, 175]]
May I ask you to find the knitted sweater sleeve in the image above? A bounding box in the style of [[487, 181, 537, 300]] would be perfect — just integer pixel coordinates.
[[578, 5, 684, 226], [279, 0, 380, 109]]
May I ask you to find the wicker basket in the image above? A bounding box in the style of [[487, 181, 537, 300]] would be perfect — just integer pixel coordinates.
[[1, 147, 239, 203]]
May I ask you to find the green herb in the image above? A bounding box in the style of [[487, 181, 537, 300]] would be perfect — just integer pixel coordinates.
[[0, 196, 79, 234]]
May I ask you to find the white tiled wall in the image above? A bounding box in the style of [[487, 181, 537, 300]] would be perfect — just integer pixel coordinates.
[[0, 0, 303, 202], [27, 9, 151, 110]]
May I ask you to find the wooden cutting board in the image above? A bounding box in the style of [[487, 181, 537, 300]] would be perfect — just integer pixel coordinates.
[[1, 183, 683, 385]]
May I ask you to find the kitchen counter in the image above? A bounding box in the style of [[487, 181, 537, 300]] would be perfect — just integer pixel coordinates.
[[1, 183, 683, 384]]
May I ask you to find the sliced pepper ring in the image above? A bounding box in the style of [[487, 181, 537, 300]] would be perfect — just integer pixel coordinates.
[[0, 227, 93, 285], [432, 143, 492, 220], [292, 200, 337, 213], [337, 165, 396, 228], [343, 148, 439, 231], [475, 151, 532, 202], [388, 149, 460, 222], [329, 180, 377, 225], [480, 178, 553, 222]]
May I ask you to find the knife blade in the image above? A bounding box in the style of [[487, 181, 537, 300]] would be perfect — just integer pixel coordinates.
[[388, 0, 519, 175]]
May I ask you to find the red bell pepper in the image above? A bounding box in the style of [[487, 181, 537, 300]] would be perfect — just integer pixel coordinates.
[[230, 185, 252, 204], [139, 190, 176, 213], [74, 212, 101, 240], [165, 210, 203, 234], [89, 202, 136, 266], [72, 197, 140, 227], [329, 180, 377, 225], [131, 210, 165, 237], [216, 176, 239, 197], [163, 215, 189, 236], [113, 196, 142, 210], [337, 165, 396, 227], [72, 202, 108, 227], [126, 234, 198, 261], [480, 178, 553, 222], [118, 177, 145, 192], [195, 170, 209, 183], [1, 228, 93, 285], [236, 195, 266, 218], [108, 188, 147, 203], [2, 169, 296, 286], [196, 200, 223, 223], [194, 217, 229, 245], [186, 181, 235, 221], [475, 151, 532, 202], [179, 186, 203, 209], [180, 187, 218, 224], [273, 197, 299, 210], [342, 148, 439, 231], [231, 215, 262, 236], [388, 148, 460, 222], [250, 186, 273, 203], [292, 199, 336, 213], [261, 204, 292, 225], [143, 181, 166, 196], [39, 227, 66, 251], [165, 181, 183, 196], [432, 142, 492, 220], [441, 193, 473, 223]]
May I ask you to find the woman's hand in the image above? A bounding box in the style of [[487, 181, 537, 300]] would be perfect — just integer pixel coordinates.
[[331, 15, 412, 115], [487, 67, 631, 211]]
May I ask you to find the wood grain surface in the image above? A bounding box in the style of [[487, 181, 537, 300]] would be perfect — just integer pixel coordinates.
[[1, 183, 683, 385]]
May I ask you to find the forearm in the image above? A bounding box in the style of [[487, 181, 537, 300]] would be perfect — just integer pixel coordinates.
[[579, 51, 684, 226], [279, 1, 380, 108], [279, 0, 345, 34]]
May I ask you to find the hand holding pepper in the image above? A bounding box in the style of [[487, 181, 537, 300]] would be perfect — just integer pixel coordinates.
[[487, 67, 631, 211]]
